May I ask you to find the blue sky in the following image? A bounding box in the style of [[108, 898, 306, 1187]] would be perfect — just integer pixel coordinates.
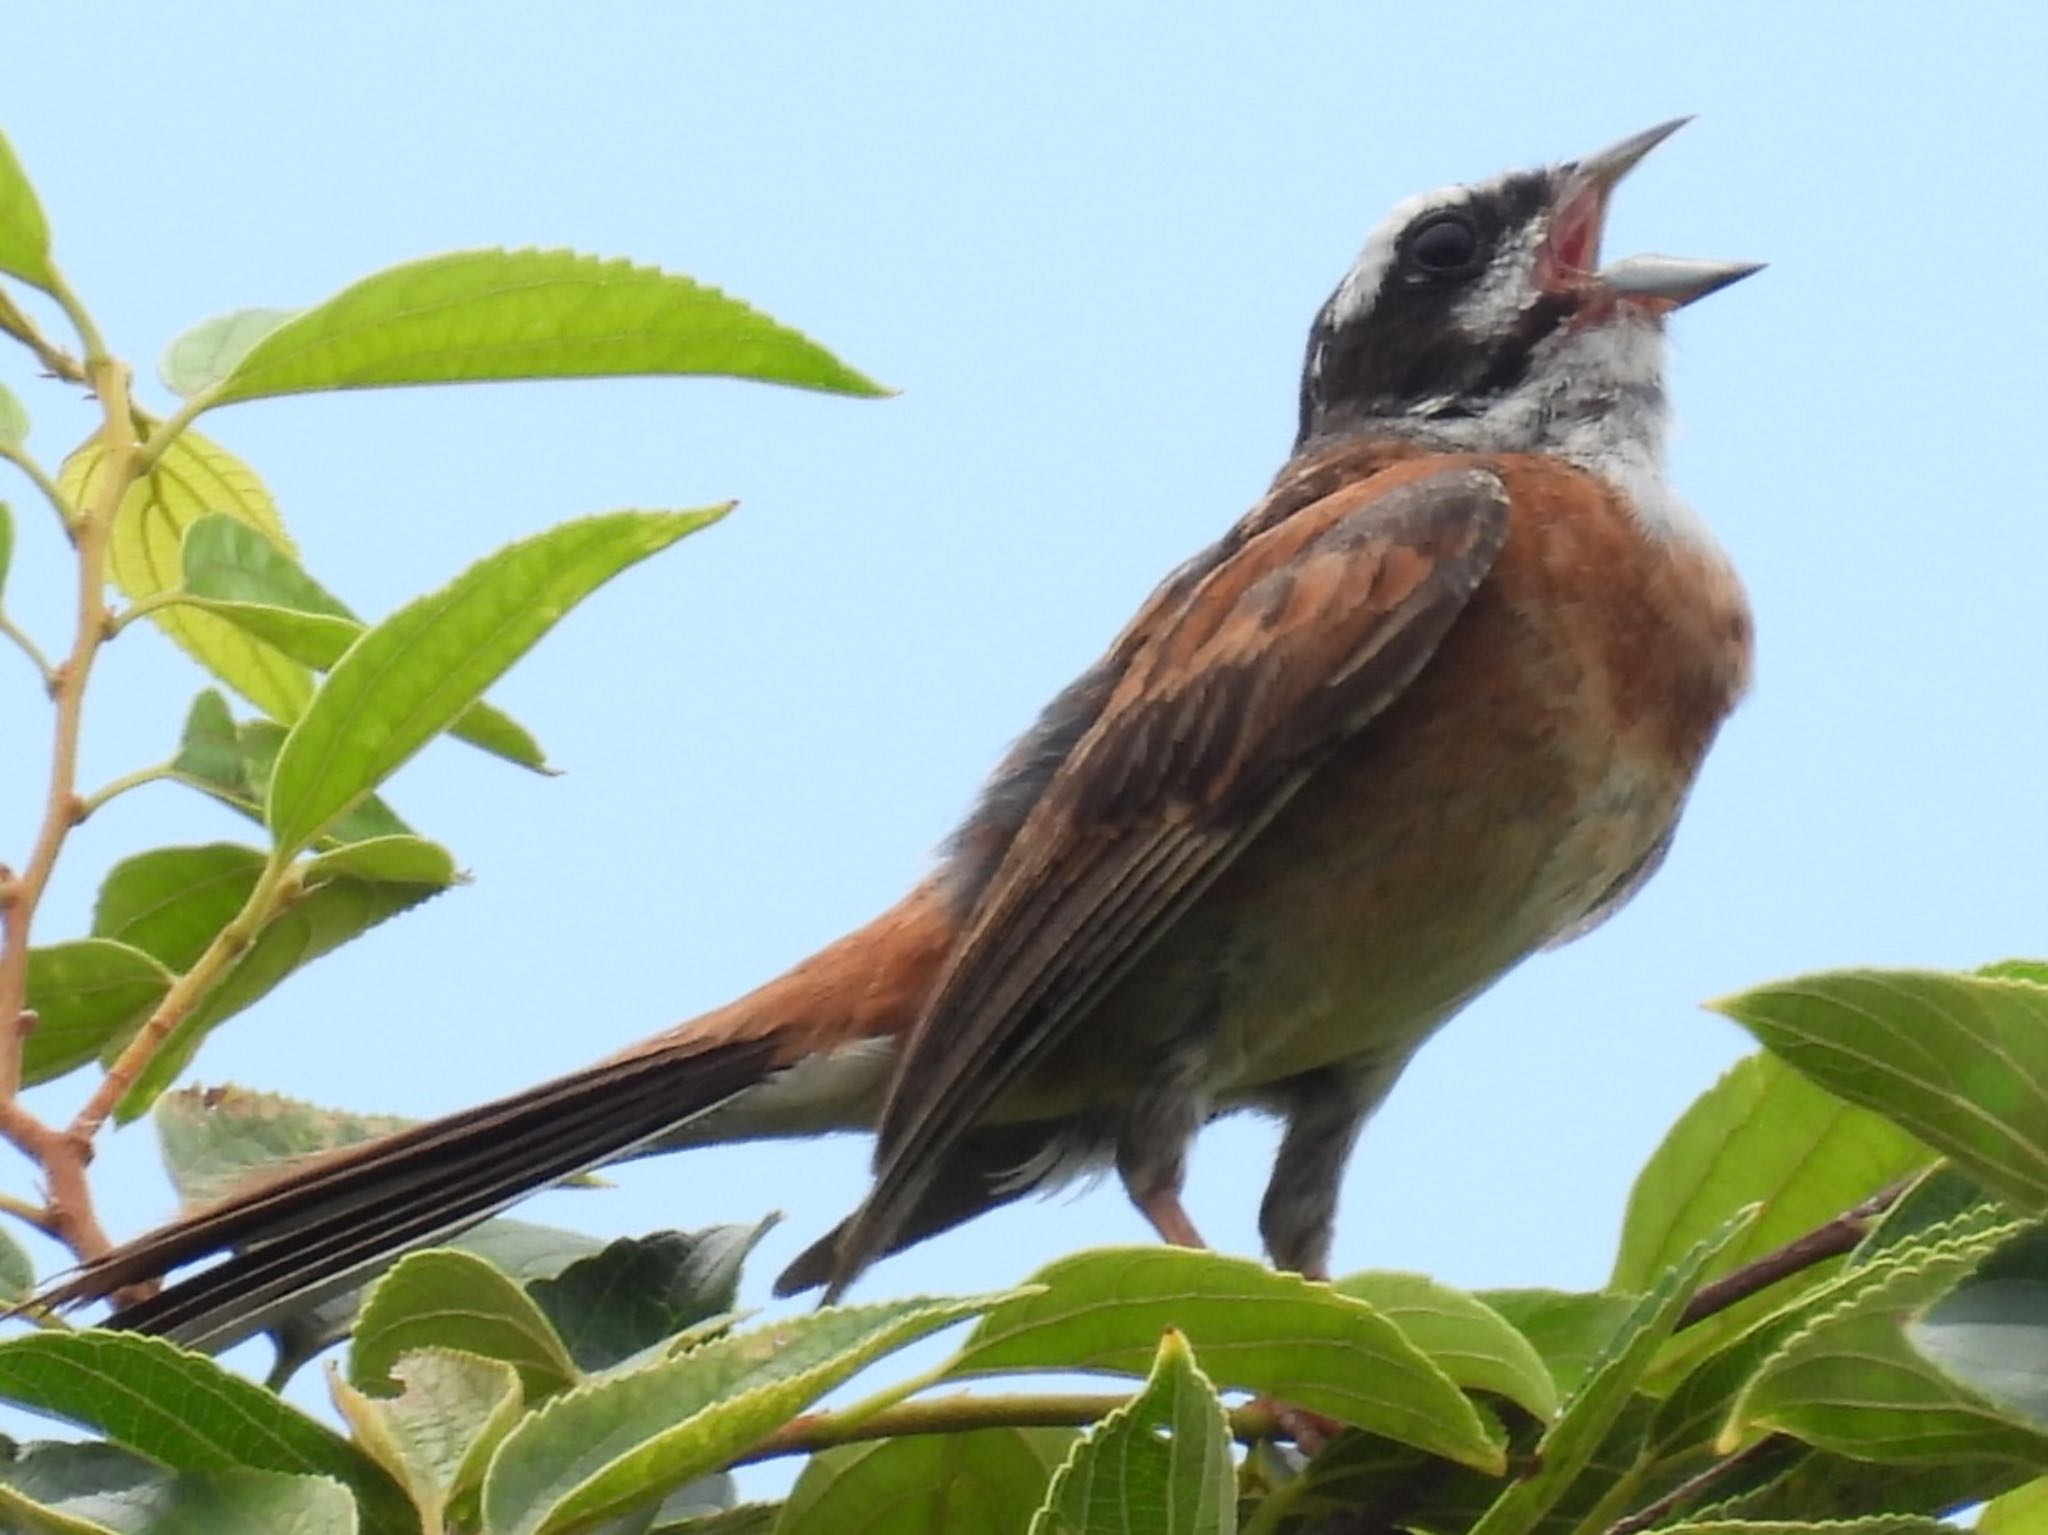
[[3, 0, 2045, 1463]]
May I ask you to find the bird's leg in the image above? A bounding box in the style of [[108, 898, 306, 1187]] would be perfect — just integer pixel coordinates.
[[1132, 1183, 1208, 1249], [1259, 1062, 1397, 1279], [1115, 1044, 1210, 1249], [1252, 1066, 1394, 1452]]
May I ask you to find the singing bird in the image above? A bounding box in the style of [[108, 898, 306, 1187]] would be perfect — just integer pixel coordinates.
[[48, 119, 1758, 1349]]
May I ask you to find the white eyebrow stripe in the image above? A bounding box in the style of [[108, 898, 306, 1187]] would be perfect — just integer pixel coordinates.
[[1326, 184, 1474, 329]]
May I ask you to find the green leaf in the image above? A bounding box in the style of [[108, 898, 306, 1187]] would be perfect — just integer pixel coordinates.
[[1852, 1165, 2002, 1267], [329, 1348, 522, 1532], [0, 383, 27, 449], [1659, 1520, 1954, 1535], [92, 842, 266, 974], [116, 852, 454, 1119], [62, 431, 312, 721], [302, 835, 458, 889], [651, 1506, 779, 1535], [0, 127, 55, 290], [1653, 1200, 2017, 1459], [947, 1247, 1502, 1471], [1332, 1270, 1559, 1422], [1906, 1222, 2048, 1432], [160, 308, 299, 397], [0, 1223, 30, 1303], [1982, 1477, 2048, 1535], [528, 1220, 777, 1373], [352, 1248, 581, 1401], [1981, 959, 2048, 988], [482, 1294, 1000, 1535], [266, 507, 719, 854], [180, 517, 552, 774], [0, 1440, 165, 1535], [181, 248, 885, 406], [5, 1467, 359, 1535], [1466, 1212, 1755, 1535], [0, 1332, 407, 1534], [1476, 1289, 1640, 1399], [1030, 1330, 1233, 1535], [231, 718, 415, 845], [150, 1086, 604, 1377], [779, 1428, 1072, 1535], [0, 1441, 360, 1535], [181, 513, 352, 617], [1726, 1213, 2047, 1463], [21, 939, 173, 1085], [153, 1084, 416, 1210], [1617, 1051, 1933, 1378], [1715, 969, 2048, 1212]]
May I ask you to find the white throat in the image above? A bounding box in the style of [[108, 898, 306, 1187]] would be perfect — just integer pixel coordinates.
[[1375, 310, 1711, 547]]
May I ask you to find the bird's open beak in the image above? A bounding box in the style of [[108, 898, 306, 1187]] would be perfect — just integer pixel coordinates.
[[1544, 118, 1763, 310]]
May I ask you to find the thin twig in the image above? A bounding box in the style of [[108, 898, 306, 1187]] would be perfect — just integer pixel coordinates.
[[731, 1389, 1291, 1468], [0, 324, 136, 1264], [0, 441, 77, 533], [76, 762, 174, 822], [1676, 1176, 1914, 1331], [0, 288, 85, 385], [1604, 1437, 1785, 1535], [68, 854, 294, 1143], [0, 612, 55, 687]]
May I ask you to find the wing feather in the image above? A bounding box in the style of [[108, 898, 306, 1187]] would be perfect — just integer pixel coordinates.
[[824, 462, 1511, 1295]]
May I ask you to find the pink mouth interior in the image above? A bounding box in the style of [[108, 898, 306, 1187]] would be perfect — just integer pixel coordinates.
[[1548, 182, 1607, 275]]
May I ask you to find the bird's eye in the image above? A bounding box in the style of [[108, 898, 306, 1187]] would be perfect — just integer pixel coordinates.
[[1404, 213, 1481, 276]]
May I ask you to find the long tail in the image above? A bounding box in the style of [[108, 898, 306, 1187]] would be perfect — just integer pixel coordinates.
[[38, 887, 956, 1351]]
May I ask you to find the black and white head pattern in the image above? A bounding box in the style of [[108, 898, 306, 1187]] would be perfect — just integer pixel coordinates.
[[1296, 163, 1673, 489]]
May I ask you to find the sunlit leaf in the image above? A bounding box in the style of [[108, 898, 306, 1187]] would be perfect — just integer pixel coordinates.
[[1981, 1477, 2048, 1535], [0, 127, 55, 290], [266, 508, 720, 853], [184, 248, 885, 406], [63, 431, 310, 720], [0, 382, 26, 449]]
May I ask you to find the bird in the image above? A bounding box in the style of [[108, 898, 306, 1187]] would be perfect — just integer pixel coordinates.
[[42, 118, 1760, 1350]]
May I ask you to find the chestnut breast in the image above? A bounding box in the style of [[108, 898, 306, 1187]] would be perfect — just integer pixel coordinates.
[[1084, 450, 1752, 1095]]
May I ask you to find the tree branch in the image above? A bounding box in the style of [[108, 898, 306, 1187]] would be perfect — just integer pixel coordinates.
[[1676, 1175, 1914, 1331]]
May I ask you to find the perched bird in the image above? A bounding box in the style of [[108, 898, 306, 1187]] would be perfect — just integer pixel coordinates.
[[46, 119, 1759, 1349]]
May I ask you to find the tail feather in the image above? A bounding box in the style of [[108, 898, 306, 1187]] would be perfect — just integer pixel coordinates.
[[40, 1035, 779, 1350]]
